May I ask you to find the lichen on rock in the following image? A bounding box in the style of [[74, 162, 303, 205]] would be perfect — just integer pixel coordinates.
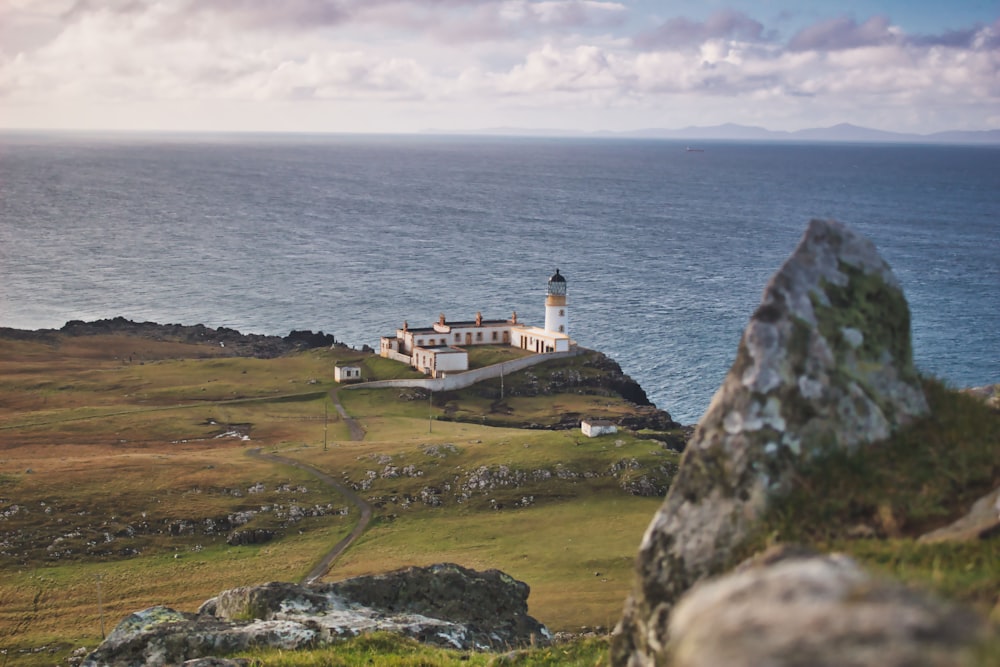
[[612, 219, 929, 666]]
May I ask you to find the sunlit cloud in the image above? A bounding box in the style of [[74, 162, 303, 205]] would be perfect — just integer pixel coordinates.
[[0, 1, 996, 133]]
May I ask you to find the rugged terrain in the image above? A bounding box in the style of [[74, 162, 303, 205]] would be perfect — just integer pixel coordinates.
[[0, 322, 682, 666]]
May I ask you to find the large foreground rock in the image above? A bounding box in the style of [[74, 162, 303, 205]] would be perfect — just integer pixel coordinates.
[[666, 548, 986, 667], [84, 563, 548, 667], [613, 220, 929, 666]]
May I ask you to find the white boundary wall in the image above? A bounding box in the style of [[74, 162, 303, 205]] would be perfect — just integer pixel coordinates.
[[344, 347, 581, 393], [381, 349, 412, 365]]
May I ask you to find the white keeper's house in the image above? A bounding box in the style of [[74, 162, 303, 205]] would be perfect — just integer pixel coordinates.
[[380, 269, 573, 378]]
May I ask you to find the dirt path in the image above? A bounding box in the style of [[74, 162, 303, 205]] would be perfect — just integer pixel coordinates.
[[330, 386, 365, 441], [247, 447, 372, 585]]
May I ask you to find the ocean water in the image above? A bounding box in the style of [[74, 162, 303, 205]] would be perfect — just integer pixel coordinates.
[[1, 132, 997, 423]]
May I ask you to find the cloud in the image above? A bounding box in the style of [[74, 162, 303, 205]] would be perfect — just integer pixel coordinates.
[[908, 18, 1000, 50], [507, 0, 626, 29], [0, 2, 996, 133], [389, 1, 628, 44], [633, 9, 767, 51], [495, 43, 624, 94], [53, 0, 627, 41], [787, 15, 897, 52]]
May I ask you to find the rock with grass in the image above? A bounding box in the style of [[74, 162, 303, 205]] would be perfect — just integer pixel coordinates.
[[84, 563, 548, 667], [81, 606, 307, 667], [612, 219, 930, 666], [664, 546, 987, 667], [917, 485, 1000, 543]]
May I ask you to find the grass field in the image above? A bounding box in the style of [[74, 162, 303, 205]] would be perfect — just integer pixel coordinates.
[[0, 334, 674, 664], [5, 333, 994, 666]]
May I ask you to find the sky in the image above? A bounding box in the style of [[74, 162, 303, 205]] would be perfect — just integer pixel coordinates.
[[1, 0, 998, 135]]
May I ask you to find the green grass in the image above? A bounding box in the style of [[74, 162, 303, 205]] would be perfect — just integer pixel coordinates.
[[837, 539, 1000, 610], [357, 356, 426, 381], [0, 529, 351, 666], [238, 633, 611, 666], [330, 495, 661, 631], [465, 346, 535, 368]]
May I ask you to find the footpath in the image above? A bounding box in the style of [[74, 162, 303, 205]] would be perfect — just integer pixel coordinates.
[[245, 386, 370, 584]]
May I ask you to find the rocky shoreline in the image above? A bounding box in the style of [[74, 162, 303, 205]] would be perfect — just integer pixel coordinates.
[[0, 316, 356, 358]]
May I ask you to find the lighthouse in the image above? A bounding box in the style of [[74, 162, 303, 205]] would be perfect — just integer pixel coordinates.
[[544, 268, 568, 335]]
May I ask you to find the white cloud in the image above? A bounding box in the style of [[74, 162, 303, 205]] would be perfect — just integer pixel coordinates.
[[0, 2, 996, 133]]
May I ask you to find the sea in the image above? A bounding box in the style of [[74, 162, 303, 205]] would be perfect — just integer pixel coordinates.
[[1, 132, 997, 424]]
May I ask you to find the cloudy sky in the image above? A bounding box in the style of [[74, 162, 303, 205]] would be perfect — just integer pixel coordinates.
[[2, 0, 998, 134]]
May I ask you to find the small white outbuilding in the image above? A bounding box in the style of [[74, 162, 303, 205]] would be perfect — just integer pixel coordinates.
[[334, 365, 362, 383], [581, 419, 617, 438]]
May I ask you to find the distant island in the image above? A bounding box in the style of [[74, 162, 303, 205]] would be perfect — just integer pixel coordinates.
[[423, 122, 1000, 145]]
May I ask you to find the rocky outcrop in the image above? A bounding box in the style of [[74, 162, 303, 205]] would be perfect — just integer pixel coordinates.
[[613, 220, 930, 666], [446, 349, 665, 409], [505, 349, 658, 406], [81, 606, 309, 667], [0, 317, 343, 358], [225, 529, 275, 546], [84, 564, 548, 667], [664, 547, 986, 667]]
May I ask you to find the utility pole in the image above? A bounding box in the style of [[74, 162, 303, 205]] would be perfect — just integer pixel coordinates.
[[428, 389, 433, 433], [500, 363, 504, 401], [323, 401, 328, 451], [96, 574, 106, 639]]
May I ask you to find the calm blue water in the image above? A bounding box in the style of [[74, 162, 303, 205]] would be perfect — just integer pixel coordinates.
[[1, 132, 998, 423]]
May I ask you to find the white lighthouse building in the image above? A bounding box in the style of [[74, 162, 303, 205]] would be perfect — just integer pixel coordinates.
[[379, 270, 573, 376], [544, 268, 568, 335]]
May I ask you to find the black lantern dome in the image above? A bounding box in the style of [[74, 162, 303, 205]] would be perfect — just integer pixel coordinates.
[[547, 268, 567, 296]]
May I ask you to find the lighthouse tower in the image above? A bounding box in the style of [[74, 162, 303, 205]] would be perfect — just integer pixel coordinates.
[[544, 269, 568, 335]]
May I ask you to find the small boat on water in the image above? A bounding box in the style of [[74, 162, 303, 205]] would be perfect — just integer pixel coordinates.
[[685, 147, 705, 152]]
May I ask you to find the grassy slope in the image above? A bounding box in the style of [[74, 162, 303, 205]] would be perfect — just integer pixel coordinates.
[[3, 334, 996, 667], [0, 334, 672, 665]]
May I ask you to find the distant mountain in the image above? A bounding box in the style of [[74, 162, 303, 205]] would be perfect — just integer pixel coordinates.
[[424, 123, 1000, 144], [789, 123, 914, 142], [422, 126, 580, 137]]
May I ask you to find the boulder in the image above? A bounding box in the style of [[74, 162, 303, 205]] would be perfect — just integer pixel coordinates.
[[84, 564, 548, 667], [225, 529, 275, 546], [613, 220, 929, 666], [322, 562, 546, 644], [918, 485, 1000, 543], [81, 606, 315, 667], [665, 547, 986, 667]]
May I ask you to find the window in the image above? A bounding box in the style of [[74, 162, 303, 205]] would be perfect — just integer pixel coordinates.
[[559, 309, 565, 316], [455, 334, 461, 341], [476, 332, 483, 341], [492, 331, 498, 341]]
